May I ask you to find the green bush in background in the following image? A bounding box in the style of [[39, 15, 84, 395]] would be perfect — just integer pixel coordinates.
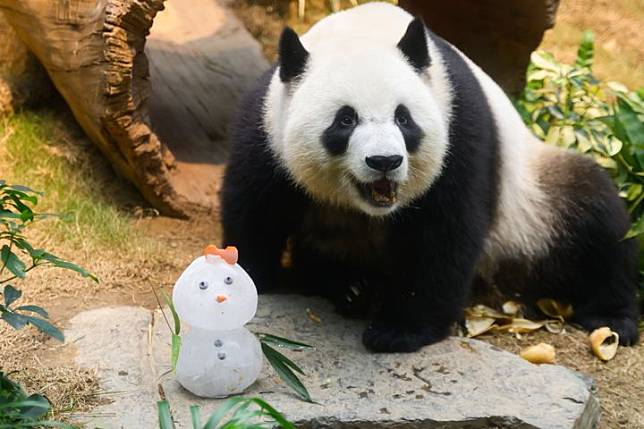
[[515, 31, 644, 309]]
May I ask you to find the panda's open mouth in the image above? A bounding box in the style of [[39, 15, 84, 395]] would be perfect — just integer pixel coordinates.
[[355, 177, 399, 207]]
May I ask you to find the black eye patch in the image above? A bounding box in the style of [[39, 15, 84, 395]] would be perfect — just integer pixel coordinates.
[[322, 105, 358, 156], [395, 105, 423, 153]]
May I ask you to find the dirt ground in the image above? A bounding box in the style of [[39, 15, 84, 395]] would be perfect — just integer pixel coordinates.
[[1, 1, 643, 428]]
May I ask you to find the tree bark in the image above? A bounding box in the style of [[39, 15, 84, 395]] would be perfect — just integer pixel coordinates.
[[0, 12, 53, 115], [0, 0, 268, 217]]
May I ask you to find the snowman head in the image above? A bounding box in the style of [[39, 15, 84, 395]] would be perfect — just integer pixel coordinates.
[[172, 246, 258, 330]]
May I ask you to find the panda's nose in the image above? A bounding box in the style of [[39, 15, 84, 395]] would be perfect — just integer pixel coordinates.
[[365, 155, 403, 172]]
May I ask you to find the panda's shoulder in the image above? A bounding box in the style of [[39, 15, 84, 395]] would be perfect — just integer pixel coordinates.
[[233, 65, 276, 144]]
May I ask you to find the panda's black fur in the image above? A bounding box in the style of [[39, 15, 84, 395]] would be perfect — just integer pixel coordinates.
[[222, 9, 639, 352]]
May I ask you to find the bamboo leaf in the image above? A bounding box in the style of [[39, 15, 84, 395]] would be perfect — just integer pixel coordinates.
[[189, 404, 201, 428], [261, 343, 312, 402], [157, 400, 175, 429], [202, 396, 250, 429], [161, 290, 180, 335], [171, 334, 181, 373], [257, 333, 313, 350]]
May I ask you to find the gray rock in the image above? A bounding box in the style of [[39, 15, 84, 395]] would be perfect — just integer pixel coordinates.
[[68, 296, 599, 429]]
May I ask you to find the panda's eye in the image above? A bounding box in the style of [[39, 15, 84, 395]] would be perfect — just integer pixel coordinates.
[[339, 115, 356, 127], [224, 276, 233, 285], [395, 112, 409, 126], [395, 105, 413, 127], [198, 281, 209, 290]]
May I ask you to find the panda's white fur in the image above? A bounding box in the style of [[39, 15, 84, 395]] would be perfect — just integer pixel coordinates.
[[264, 3, 452, 216], [223, 2, 639, 352], [264, 2, 553, 261], [457, 49, 560, 265]]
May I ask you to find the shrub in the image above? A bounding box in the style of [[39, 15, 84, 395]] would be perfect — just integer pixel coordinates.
[[1, 180, 96, 428], [515, 31, 644, 308]]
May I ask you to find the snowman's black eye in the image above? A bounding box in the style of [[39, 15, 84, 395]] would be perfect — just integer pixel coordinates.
[[224, 276, 233, 285], [198, 281, 209, 290]]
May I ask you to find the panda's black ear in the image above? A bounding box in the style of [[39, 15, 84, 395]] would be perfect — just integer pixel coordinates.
[[279, 27, 309, 83], [397, 18, 430, 73]]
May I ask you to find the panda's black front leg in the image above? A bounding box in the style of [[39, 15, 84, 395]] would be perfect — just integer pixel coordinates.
[[290, 244, 377, 319], [221, 166, 307, 293], [362, 216, 482, 353]]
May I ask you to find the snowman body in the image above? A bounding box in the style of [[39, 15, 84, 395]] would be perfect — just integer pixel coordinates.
[[173, 248, 262, 398]]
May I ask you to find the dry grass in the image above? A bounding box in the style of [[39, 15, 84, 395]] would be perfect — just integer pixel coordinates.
[[0, 324, 102, 421], [541, 0, 643, 89]]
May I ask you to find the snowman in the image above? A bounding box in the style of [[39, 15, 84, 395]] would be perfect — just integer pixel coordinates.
[[172, 245, 263, 398]]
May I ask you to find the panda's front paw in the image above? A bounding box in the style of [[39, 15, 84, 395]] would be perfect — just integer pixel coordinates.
[[362, 321, 450, 353], [574, 314, 640, 346]]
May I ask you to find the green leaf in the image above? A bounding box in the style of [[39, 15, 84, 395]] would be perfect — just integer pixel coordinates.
[[8, 185, 38, 194], [3, 284, 22, 307], [575, 30, 594, 69], [615, 96, 644, 147], [170, 334, 181, 373], [161, 290, 180, 335], [1, 311, 28, 330], [530, 51, 559, 72], [625, 216, 644, 239], [203, 396, 250, 429], [262, 343, 312, 402], [251, 398, 297, 429], [19, 393, 50, 419], [157, 400, 175, 429], [257, 333, 314, 350], [23, 315, 64, 342], [1, 245, 27, 279], [189, 404, 201, 428], [15, 305, 49, 319], [38, 252, 98, 283], [0, 210, 21, 219]]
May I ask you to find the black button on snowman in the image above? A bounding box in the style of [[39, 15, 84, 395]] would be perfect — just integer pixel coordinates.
[[172, 245, 262, 398]]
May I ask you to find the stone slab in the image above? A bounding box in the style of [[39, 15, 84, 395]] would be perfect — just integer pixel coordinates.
[[68, 296, 600, 428]]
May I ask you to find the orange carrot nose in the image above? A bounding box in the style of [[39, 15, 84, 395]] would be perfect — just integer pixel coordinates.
[[215, 295, 227, 303]]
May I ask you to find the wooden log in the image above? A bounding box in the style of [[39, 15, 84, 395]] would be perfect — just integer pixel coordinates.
[[0, 0, 268, 217], [0, 12, 53, 115]]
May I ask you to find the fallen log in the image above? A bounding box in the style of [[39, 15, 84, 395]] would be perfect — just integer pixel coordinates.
[[0, 0, 268, 217]]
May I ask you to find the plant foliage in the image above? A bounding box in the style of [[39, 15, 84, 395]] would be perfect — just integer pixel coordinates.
[[257, 334, 314, 403], [157, 396, 296, 429], [1, 181, 97, 427], [0, 371, 72, 428], [515, 31, 644, 305], [0, 181, 97, 339]]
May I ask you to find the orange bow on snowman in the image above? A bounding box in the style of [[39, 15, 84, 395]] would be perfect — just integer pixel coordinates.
[[203, 245, 238, 265]]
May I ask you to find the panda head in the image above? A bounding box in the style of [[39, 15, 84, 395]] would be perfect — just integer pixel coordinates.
[[264, 9, 450, 217]]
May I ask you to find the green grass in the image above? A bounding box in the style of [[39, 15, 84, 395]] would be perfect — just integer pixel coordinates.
[[0, 109, 140, 250]]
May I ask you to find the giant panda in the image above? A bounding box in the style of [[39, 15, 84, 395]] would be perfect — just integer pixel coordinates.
[[222, 2, 640, 352]]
